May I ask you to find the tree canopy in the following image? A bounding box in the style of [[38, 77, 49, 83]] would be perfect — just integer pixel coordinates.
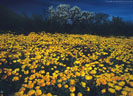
[[0, 4, 133, 36]]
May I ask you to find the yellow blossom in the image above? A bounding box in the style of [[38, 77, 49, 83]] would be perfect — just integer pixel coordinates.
[[114, 85, 122, 91], [70, 93, 75, 96], [64, 84, 69, 88], [69, 86, 76, 92], [85, 75, 93, 80], [46, 93, 53, 96], [90, 70, 97, 74], [81, 82, 86, 88], [128, 92, 133, 96], [27, 90, 35, 96], [108, 88, 115, 93], [35, 89, 42, 96], [57, 84, 62, 88], [86, 87, 90, 92], [121, 91, 127, 95], [75, 72, 80, 76], [129, 81, 133, 87], [101, 89, 106, 94], [80, 71, 85, 76], [70, 79, 76, 86], [118, 81, 125, 86], [108, 83, 114, 88], [12, 76, 19, 81], [77, 92, 83, 96]]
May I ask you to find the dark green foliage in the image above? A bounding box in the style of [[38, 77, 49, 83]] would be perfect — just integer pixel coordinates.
[[0, 5, 133, 36]]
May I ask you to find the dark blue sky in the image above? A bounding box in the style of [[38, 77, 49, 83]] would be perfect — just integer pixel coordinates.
[[0, 0, 133, 21]]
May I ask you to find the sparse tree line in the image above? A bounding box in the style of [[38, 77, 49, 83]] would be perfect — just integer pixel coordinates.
[[0, 4, 133, 36]]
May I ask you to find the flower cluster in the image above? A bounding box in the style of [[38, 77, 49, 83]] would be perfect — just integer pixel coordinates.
[[0, 32, 132, 96]]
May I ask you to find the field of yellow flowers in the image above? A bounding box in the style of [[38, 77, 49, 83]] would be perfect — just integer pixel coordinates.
[[0, 32, 133, 96]]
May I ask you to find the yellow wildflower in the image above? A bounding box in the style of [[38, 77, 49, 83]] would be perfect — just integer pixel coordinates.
[[12, 76, 19, 81], [108, 88, 115, 93], [36, 55, 41, 59], [90, 70, 96, 74], [35, 86, 40, 90], [121, 91, 127, 95], [81, 82, 86, 88], [114, 85, 122, 91], [70, 79, 75, 86], [118, 81, 125, 86], [101, 89, 106, 94], [14, 92, 23, 96], [128, 92, 133, 96], [85, 75, 93, 80], [47, 93, 53, 96], [35, 89, 42, 96], [108, 83, 114, 88], [77, 92, 83, 96], [64, 84, 69, 88], [70, 93, 75, 96], [75, 72, 80, 76], [86, 87, 90, 92], [27, 90, 35, 96], [129, 81, 133, 87], [57, 84, 62, 88], [80, 71, 85, 76], [69, 86, 76, 92]]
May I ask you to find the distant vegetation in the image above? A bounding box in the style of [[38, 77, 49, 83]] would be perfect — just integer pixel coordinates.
[[0, 4, 133, 36]]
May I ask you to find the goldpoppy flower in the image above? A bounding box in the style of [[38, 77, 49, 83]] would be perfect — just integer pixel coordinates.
[[69, 86, 76, 92], [35, 89, 42, 96], [87, 87, 90, 92], [12, 76, 19, 81], [108, 88, 115, 93], [27, 90, 35, 96], [64, 84, 69, 88], [57, 84, 62, 88], [77, 92, 83, 96], [75, 72, 80, 76], [101, 89, 106, 93], [114, 85, 122, 91], [27, 83, 34, 89], [47, 93, 53, 96], [118, 81, 125, 86], [85, 75, 93, 80], [129, 81, 133, 87], [70, 93, 75, 96], [81, 82, 86, 88], [128, 92, 133, 96], [70, 79, 75, 86], [90, 70, 96, 74], [121, 91, 127, 95]]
